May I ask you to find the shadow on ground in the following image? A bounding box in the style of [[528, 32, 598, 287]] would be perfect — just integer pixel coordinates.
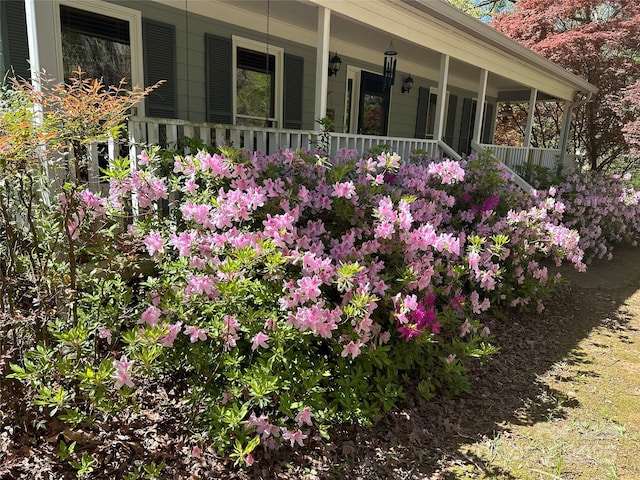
[[255, 247, 640, 479]]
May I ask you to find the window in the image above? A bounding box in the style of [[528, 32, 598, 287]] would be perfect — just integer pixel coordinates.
[[419, 87, 449, 140], [358, 71, 388, 136], [53, 0, 143, 106], [60, 5, 131, 87], [233, 37, 283, 128], [236, 48, 275, 127]]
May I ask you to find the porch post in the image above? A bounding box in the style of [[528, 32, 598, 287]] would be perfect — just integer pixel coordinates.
[[523, 88, 538, 146], [433, 54, 450, 142], [558, 99, 574, 172], [24, 0, 61, 85], [472, 68, 488, 145], [25, 0, 63, 205], [314, 6, 331, 127]]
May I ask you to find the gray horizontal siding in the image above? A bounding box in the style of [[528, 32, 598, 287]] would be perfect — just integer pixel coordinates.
[[96, 1, 498, 148], [108, 0, 314, 127]]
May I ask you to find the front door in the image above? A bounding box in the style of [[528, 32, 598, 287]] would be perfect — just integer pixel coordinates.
[[358, 71, 388, 136]]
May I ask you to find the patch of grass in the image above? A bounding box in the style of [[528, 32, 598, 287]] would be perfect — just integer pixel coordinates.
[[447, 283, 640, 479]]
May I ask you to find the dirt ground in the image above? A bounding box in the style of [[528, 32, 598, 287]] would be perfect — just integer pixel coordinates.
[[2, 247, 640, 479]]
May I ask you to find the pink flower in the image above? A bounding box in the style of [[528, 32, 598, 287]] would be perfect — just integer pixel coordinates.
[[111, 355, 134, 389], [143, 232, 164, 257], [184, 325, 208, 343], [112, 369, 134, 389], [183, 177, 198, 194], [97, 326, 112, 344], [161, 322, 183, 347], [294, 407, 314, 427], [137, 150, 150, 165], [460, 320, 472, 337], [168, 231, 196, 257], [376, 197, 397, 221], [379, 331, 391, 344], [67, 219, 81, 241], [341, 341, 361, 359], [251, 332, 270, 351], [221, 392, 233, 405], [445, 353, 456, 365], [398, 325, 421, 341], [191, 446, 201, 458], [246, 453, 254, 466], [430, 320, 441, 335], [139, 305, 162, 327], [374, 221, 395, 239], [481, 195, 500, 212], [296, 275, 322, 302], [331, 181, 356, 199], [404, 294, 418, 311], [450, 295, 465, 312], [113, 355, 134, 372], [80, 190, 106, 215], [282, 429, 308, 447]]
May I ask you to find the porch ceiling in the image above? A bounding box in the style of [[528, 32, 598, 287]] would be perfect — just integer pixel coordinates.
[[158, 0, 596, 100]]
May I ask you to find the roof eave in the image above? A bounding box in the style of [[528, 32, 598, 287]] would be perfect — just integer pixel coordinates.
[[405, 0, 598, 96]]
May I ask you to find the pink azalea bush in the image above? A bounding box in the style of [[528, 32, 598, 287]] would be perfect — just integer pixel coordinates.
[[10, 75, 635, 471], [93, 147, 586, 460], [8, 141, 640, 468], [551, 171, 640, 262]]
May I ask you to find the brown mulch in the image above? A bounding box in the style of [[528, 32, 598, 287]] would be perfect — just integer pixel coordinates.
[[2, 247, 639, 480]]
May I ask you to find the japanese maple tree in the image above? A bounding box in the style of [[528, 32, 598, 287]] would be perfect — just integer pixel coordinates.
[[491, 0, 640, 171], [619, 79, 640, 159], [448, 0, 515, 19]]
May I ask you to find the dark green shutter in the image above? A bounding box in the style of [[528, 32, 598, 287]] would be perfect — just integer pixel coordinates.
[[1, 0, 30, 81], [482, 102, 494, 144], [444, 94, 458, 146], [283, 53, 303, 129], [205, 34, 232, 124], [414, 86, 429, 139], [458, 97, 473, 154], [143, 19, 176, 118]]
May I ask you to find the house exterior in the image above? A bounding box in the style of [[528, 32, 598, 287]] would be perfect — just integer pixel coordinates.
[[1, 0, 597, 187]]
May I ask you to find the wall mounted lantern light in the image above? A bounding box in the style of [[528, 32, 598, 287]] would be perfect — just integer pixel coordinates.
[[328, 52, 342, 76], [402, 74, 414, 93]]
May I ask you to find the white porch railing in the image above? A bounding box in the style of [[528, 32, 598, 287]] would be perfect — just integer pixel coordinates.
[[128, 117, 442, 161], [477, 143, 561, 172], [329, 132, 440, 160], [76, 118, 564, 195], [128, 117, 316, 154]]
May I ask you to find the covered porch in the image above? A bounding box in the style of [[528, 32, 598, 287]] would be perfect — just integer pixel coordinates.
[[13, 0, 597, 189], [126, 116, 566, 174], [78, 116, 557, 195]]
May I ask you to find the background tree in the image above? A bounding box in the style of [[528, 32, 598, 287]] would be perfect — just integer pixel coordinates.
[[447, 0, 516, 19], [494, 101, 564, 149], [491, 0, 640, 171], [618, 80, 640, 156]]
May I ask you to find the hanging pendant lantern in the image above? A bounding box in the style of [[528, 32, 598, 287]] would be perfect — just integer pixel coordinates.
[[383, 40, 397, 89]]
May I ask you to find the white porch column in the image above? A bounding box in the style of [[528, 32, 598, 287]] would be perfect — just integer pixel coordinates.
[[523, 88, 538, 146], [558, 99, 574, 172], [433, 54, 450, 142], [25, 0, 62, 205], [314, 7, 331, 125], [472, 68, 488, 145], [25, 0, 61, 85]]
